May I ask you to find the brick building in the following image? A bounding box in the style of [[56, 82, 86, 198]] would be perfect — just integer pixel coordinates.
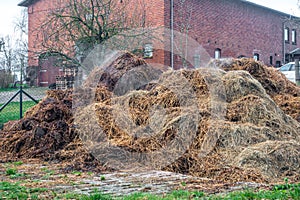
[[19, 0, 300, 86]]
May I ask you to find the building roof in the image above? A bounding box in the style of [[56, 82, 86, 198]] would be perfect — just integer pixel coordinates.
[[18, 0, 39, 7], [289, 48, 300, 55]]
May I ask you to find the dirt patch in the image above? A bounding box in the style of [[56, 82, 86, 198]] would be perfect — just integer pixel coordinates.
[[0, 54, 299, 186]]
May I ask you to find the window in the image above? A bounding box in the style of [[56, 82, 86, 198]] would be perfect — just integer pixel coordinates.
[[85, 14, 93, 21], [214, 48, 221, 59], [144, 43, 153, 58], [292, 29, 296, 44], [253, 53, 259, 61], [284, 27, 289, 43], [270, 56, 273, 65], [28, 6, 34, 14], [275, 61, 281, 68]]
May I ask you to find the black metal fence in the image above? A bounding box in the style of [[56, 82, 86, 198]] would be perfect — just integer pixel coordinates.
[[0, 87, 47, 129]]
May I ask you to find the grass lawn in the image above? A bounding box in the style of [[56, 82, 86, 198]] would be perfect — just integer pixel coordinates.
[[0, 181, 299, 199], [0, 88, 19, 92], [0, 101, 37, 126], [0, 161, 299, 200], [0, 81, 35, 90], [0, 85, 29, 92]]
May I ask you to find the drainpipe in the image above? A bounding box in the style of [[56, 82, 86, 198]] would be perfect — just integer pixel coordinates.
[[171, 0, 174, 69], [283, 21, 286, 64], [283, 15, 292, 64]]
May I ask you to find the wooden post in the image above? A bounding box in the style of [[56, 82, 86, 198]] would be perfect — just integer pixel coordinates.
[[296, 59, 300, 86]]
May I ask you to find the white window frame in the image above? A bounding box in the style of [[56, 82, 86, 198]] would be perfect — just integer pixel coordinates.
[[253, 53, 259, 61], [214, 49, 221, 59], [284, 27, 289, 42], [144, 43, 153, 58], [292, 29, 296, 44]]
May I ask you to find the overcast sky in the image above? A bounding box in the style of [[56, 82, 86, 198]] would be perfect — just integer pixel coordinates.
[[0, 0, 24, 37], [248, 0, 300, 16], [0, 0, 300, 37]]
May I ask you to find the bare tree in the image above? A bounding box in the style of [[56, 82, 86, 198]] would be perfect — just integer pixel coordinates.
[[37, 0, 148, 66], [14, 8, 40, 86], [0, 36, 17, 88], [14, 8, 28, 58], [173, 0, 195, 68], [0, 8, 29, 88]]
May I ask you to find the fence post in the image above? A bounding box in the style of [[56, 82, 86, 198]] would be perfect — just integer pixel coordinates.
[[20, 56, 24, 119], [296, 59, 300, 86], [20, 86, 23, 119]]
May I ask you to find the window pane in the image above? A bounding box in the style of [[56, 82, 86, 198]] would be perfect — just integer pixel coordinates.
[[280, 64, 291, 71], [253, 53, 259, 61], [214, 49, 221, 59], [292, 30, 296, 43], [290, 64, 295, 71], [284, 28, 289, 41], [144, 44, 153, 58]]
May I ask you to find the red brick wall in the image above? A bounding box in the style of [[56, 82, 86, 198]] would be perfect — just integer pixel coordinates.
[[27, 0, 167, 64], [139, 0, 169, 67], [27, 0, 67, 67], [172, 0, 300, 66], [25, 0, 300, 71]]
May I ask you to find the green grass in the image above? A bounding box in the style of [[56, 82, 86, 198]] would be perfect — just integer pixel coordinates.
[[72, 171, 82, 176], [121, 190, 205, 200], [5, 168, 18, 176], [209, 184, 300, 200], [12, 161, 24, 166], [0, 84, 29, 92], [0, 181, 48, 200], [0, 181, 299, 200], [0, 87, 19, 92], [41, 167, 56, 180], [0, 165, 298, 200], [0, 101, 37, 125], [5, 167, 27, 179], [62, 190, 112, 200]]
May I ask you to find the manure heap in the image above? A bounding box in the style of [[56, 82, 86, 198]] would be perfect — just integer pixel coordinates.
[[0, 53, 299, 183]]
